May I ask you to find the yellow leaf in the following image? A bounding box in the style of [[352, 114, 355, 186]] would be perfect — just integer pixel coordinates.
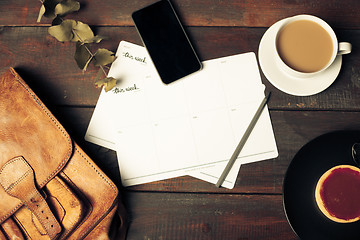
[[37, 4, 46, 22], [94, 49, 115, 66], [74, 42, 92, 71], [71, 21, 94, 42], [55, 0, 80, 16], [95, 77, 117, 92], [48, 19, 76, 42]]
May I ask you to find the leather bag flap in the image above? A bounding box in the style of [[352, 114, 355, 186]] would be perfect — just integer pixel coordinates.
[[0, 68, 72, 223]]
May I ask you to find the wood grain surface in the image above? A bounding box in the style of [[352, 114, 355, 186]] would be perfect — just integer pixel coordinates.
[[1, 0, 359, 239], [1, 0, 359, 28], [1, 27, 359, 109]]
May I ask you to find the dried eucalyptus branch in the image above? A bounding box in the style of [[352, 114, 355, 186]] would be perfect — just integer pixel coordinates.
[[37, 0, 117, 92]]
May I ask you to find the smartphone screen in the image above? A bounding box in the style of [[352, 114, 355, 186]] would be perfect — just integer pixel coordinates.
[[132, 0, 202, 84]]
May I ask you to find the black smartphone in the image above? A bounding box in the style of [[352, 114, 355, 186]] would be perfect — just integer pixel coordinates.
[[132, 0, 202, 84]]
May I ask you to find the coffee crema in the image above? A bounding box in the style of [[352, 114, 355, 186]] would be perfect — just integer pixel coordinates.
[[315, 165, 360, 223], [276, 20, 333, 73]]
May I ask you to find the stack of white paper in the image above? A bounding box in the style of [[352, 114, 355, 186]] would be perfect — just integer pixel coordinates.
[[85, 41, 278, 189]]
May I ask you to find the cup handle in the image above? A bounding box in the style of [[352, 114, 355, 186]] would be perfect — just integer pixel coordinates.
[[352, 143, 360, 166], [338, 42, 352, 55]]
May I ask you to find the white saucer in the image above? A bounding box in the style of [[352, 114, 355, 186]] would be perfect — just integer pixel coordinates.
[[258, 19, 342, 96]]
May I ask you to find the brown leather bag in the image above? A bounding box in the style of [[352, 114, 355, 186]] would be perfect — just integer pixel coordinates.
[[0, 68, 126, 240]]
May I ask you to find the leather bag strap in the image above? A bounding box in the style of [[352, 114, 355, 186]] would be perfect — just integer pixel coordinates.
[[0, 156, 61, 239]]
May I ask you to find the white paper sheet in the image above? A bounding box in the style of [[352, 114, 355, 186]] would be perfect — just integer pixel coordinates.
[[85, 41, 278, 189]]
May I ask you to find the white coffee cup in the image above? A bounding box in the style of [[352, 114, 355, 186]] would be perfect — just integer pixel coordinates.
[[273, 15, 351, 78]]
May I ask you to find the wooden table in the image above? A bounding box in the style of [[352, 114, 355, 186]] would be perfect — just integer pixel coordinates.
[[1, 0, 359, 239]]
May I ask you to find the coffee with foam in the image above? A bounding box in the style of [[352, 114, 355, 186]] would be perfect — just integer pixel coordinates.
[[276, 20, 334, 73]]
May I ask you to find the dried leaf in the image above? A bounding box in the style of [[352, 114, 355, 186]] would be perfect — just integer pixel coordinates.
[[43, 0, 62, 19], [83, 35, 106, 44], [37, 4, 46, 22], [71, 21, 94, 42], [51, 16, 63, 26], [95, 68, 104, 82], [93, 49, 115, 67], [74, 42, 92, 71], [55, 0, 80, 16], [95, 77, 117, 92], [48, 19, 76, 41]]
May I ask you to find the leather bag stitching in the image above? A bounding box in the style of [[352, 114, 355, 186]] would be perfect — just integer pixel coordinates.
[[0, 157, 31, 192], [74, 146, 118, 239], [9, 68, 73, 188], [0, 69, 72, 224]]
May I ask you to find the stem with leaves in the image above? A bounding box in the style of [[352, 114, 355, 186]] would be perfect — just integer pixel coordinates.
[[37, 0, 117, 92]]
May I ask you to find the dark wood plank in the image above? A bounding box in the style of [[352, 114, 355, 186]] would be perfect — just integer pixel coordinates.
[[0, 26, 140, 106], [0, 0, 359, 28], [52, 106, 360, 194], [1, 26, 359, 109], [124, 110, 360, 193], [1, 1, 358, 240], [123, 192, 297, 240]]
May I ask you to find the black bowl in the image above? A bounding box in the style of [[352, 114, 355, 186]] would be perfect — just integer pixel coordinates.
[[283, 131, 360, 240]]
